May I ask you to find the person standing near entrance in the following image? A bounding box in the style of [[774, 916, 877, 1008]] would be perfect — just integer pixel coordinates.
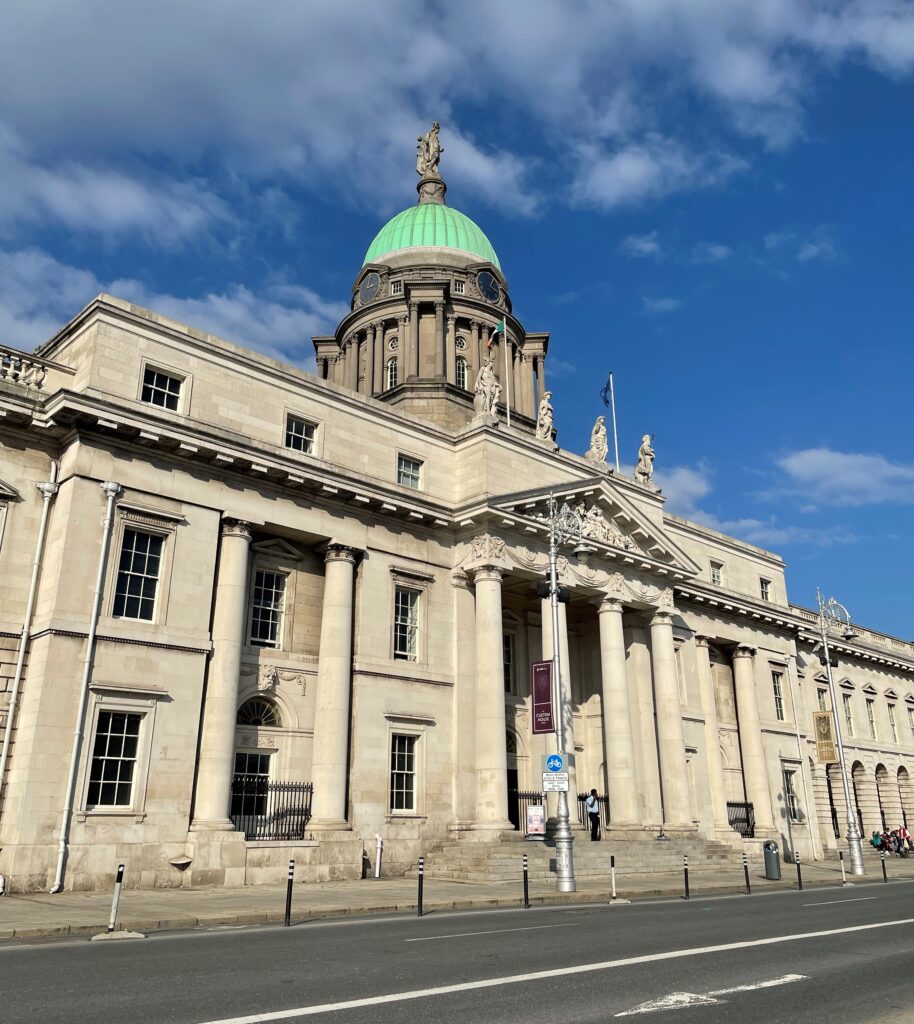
[[586, 788, 600, 841]]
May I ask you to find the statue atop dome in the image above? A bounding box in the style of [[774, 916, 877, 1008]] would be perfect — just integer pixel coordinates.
[[416, 121, 447, 206]]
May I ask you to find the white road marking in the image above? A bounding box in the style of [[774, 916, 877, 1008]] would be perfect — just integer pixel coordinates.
[[803, 897, 876, 907], [405, 922, 576, 942], [616, 974, 807, 1016], [193, 916, 914, 1024]]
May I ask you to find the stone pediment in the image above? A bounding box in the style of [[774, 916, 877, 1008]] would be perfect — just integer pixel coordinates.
[[251, 537, 303, 561], [0, 479, 21, 501], [486, 476, 701, 580]]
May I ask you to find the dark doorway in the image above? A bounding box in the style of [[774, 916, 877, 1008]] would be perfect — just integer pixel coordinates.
[[507, 768, 520, 829]]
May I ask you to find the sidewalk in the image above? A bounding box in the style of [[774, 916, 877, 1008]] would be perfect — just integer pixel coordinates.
[[3, 857, 913, 940]]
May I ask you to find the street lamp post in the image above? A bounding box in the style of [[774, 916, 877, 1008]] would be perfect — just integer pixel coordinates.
[[544, 494, 590, 893], [816, 588, 865, 876]]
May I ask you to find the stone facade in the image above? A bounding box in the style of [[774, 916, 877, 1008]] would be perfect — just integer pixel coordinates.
[[1, 193, 913, 893]]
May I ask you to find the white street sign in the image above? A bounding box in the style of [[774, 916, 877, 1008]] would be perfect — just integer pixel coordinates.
[[542, 771, 569, 792]]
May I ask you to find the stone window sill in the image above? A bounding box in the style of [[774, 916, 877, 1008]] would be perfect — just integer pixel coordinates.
[[76, 810, 146, 823]]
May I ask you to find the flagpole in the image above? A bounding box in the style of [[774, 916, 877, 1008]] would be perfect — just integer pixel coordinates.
[[609, 371, 620, 473], [502, 321, 512, 428]]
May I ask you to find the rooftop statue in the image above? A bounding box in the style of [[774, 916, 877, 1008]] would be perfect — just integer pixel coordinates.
[[635, 433, 655, 486], [585, 415, 608, 468], [416, 121, 443, 178], [474, 354, 501, 418], [534, 390, 554, 441]]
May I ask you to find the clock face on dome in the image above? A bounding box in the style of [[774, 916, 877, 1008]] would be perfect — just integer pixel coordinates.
[[476, 270, 500, 303], [359, 271, 381, 304]]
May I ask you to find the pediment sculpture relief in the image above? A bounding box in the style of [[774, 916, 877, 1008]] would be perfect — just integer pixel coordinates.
[[571, 502, 641, 553]]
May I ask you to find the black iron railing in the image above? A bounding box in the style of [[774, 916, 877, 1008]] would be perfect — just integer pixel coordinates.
[[577, 793, 610, 829], [230, 775, 313, 840], [727, 800, 755, 838]]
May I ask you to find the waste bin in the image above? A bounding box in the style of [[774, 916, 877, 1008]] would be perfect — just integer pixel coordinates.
[[763, 840, 781, 880]]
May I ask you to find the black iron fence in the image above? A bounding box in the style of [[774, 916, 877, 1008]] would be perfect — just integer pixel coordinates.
[[727, 800, 755, 838], [577, 793, 610, 829], [230, 775, 313, 840]]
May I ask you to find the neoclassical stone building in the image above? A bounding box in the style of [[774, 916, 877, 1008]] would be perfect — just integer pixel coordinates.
[[1, 132, 913, 891]]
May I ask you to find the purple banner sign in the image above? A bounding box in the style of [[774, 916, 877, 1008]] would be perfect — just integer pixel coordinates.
[[531, 660, 555, 735]]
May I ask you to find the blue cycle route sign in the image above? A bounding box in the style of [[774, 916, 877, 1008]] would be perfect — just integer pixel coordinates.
[[546, 754, 564, 773]]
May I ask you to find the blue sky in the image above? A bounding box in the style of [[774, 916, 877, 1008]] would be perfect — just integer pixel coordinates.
[[1, 1, 913, 636]]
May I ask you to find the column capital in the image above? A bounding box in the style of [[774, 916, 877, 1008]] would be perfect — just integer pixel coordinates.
[[446, 314, 456, 326], [733, 643, 756, 660], [324, 543, 358, 565], [409, 301, 419, 313], [650, 607, 674, 627], [694, 634, 712, 649], [450, 569, 472, 590], [470, 319, 481, 329], [221, 518, 253, 541], [434, 299, 445, 312], [598, 596, 625, 615], [398, 314, 409, 326], [471, 564, 503, 584]]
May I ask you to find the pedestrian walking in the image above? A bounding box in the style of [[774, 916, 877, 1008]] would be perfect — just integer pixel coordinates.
[[585, 788, 600, 841]]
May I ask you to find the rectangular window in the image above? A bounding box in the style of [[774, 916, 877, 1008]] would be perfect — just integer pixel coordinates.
[[86, 711, 142, 809], [393, 586, 419, 661], [249, 570, 286, 648], [390, 279, 403, 296], [397, 454, 422, 490], [231, 751, 271, 819], [866, 698, 877, 740], [710, 560, 723, 586], [817, 688, 828, 712], [389, 734, 417, 812], [113, 528, 164, 621], [141, 366, 182, 410], [843, 694, 854, 737], [772, 671, 785, 721], [453, 279, 465, 294], [783, 768, 801, 822], [888, 705, 898, 744], [503, 633, 515, 693], [760, 578, 771, 601], [285, 414, 316, 454]]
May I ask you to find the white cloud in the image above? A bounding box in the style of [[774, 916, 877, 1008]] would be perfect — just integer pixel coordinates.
[[692, 241, 733, 263], [770, 448, 914, 507], [763, 226, 838, 262], [796, 239, 837, 262], [621, 231, 663, 258], [0, 248, 344, 365], [642, 296, 681, 314]]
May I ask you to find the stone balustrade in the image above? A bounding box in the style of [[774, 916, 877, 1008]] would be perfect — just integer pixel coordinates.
[[0, 347, 49, 390]]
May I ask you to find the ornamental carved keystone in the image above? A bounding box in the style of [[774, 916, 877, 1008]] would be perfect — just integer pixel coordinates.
[[606, 571, 627, 598], [469, 533, 506, 563], [657, 586, 675, 609]]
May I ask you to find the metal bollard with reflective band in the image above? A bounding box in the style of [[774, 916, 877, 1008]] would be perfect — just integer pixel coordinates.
[[683, 855, 690, 900], [417, 856, 425, 917], [284, 859, 295, 927]]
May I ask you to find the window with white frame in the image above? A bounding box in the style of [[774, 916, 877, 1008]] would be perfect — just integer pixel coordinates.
[[888, 704, 898, 744], [710, 560, 723, 586], [772, 670, 786, 721], [456, 356, 468, 390], [386, 357, 398, 389], [141, 366, 182, 411], [397, 454, 422, 490], [389, 733, 417, 812], [390, 279, 403, 296], [817, 688, 829, 712], [783, 767, 801, 821], [843, 693, 855, 737], [86, 710, 143, 809], [866, 698, 877, 739], [453, 279, 465, 294], [503, 633, 515, 693], [249, 569, 287, 648], [393, 586, 420, 661], [760, 577, 771, 601], [113, 528, 164, 621], [285, 414, 316, 454]]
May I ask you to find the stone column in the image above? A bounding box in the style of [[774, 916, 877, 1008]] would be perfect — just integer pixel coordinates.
[[540, 596, 580, 822], [597, 597, 639, 825], [470, 320, 481, 380], [521, 354, 534, 417], [694, 636, 731, 834], [445, 315, 457, 385], [650, 608, 692, 828], [472, 566, 511, 828], [434, 301, 446, 378], [192, 519, 253, 829], [372, 322, 384, 394], [452, 571, 477, 826], [408, 302, 420, 379], [513, 348, 524, 418], [363, 324, 375, 396], [309, 544, 358, 829], [347, 336, 359, 392], [536, 354, 547, 403], [732, 645, 776, 834]]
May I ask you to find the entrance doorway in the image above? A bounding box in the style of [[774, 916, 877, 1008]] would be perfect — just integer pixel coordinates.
[[507, 768, 520, 829]]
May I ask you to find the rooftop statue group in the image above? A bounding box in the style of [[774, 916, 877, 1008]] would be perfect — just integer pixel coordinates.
[[416, 122, 443, 178], [473, 354, 501, 418], [584, 415, 656, 487]]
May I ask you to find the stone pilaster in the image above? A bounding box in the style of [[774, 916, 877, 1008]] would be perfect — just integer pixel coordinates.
[[694, 636, 731, 835], [309, 544, 358, 830], [471, 566, 512, 829], [192, 519, 253, 830], [732, 645, 776, 834], [650, 608, 693, 828], [597, 597, 639, 825]]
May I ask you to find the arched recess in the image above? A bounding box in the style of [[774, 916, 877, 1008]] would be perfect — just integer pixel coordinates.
[[898, 767, 914, 829], [875, 763, 890, 831], [850, 761, 867, 836], [826, 763, 846, 838]]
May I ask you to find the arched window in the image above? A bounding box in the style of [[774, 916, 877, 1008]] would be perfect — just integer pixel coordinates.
[[456, 356, 467, 390], [386, 357, 398, 389], [236, 697, 281, 728]]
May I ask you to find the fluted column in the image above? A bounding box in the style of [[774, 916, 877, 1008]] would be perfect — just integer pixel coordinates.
[[372, 322, 384, 394], [694, 636, 731, 834], [192, 519, 253, 829], [445, 315, 457, 384], [597, 597, 639, 825], [408, 302, 420, 378], [650, 608, 692, 828], [732, 645, 776, 833], [434, 301, 446, 378], [309, 544, 358, 829], [472, 566, 511, 828]]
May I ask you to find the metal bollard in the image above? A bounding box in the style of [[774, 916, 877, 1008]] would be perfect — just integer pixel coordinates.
[[106, 864, 126, 933], [742, 852, 751, 895], [284, 859, 294, 927], [881, 850, 888, 883], [611, 854, 617, 901], [839, 849, 848, 885], [417, 856, 425, 917], [795, 851, 803, 891], [683, 855, 690, 900], [523, 853, 529, 909], [374, 834, 384, 879]]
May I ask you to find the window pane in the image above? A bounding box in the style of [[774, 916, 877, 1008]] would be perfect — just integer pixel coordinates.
[[397, 455, 421, 490], [87, 711, 143, 809], [249, 569, 286, 648], [141, 367, 182, 411], [113, 529, 164, 621], [285, 415, 316, 454], [393, 587, 419, 661], [389, 734, 417, 812]]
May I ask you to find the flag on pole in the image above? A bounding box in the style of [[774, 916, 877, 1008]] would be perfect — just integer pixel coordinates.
[[600, 373, 612, 407], [486, 318, 507, 349]]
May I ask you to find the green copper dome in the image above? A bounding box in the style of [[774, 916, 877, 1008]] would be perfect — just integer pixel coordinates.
[[363, 204, 500, 269]]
